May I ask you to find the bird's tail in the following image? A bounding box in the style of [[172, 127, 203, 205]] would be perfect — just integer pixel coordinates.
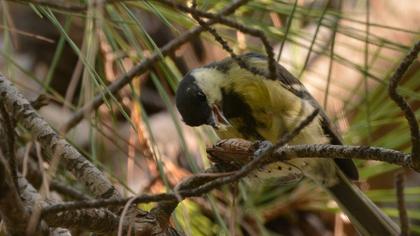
[[327, 169, 400, 236]]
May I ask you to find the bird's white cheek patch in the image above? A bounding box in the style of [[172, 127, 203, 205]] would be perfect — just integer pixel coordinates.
[[192, 68, 227, 104]]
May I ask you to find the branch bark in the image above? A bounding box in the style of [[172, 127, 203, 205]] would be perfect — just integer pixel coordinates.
[[0, 152, 30, 235], [18, 174, 119, 234], [41, 141, 410, 215], [388, 40, 420, 170], [0, 76, 120, 200]]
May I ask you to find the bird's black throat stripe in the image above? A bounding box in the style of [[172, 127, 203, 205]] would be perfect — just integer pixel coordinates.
[[221, 89, 264, 140]]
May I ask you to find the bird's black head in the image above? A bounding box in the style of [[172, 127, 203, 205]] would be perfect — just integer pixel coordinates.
[[176, 74, 213, 127]]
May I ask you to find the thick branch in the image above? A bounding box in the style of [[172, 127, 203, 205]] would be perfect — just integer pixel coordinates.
[[0, 152, 30, 235], [0, 76, 120, 199], [18, 175, 119, 234], [0, 103, 19, 193], [43, 208, 119, 233]]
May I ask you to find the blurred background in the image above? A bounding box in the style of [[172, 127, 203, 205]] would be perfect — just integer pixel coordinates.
[[0, 0, 419, 235]]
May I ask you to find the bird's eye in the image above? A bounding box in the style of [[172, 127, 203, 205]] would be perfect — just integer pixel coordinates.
[[197, 91, 206, 101]]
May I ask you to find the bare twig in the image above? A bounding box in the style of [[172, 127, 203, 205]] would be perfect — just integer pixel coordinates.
[[162, 0, 277, 81], [275, 108, 319, 148], [41, 142, 411, 215], [190, 6, 263, 77], [60, 0, 250, 133], [395, 171, 409, 236], [118, 200, 137, 236], [42, 109, 320, 215], [388, 40, 420, 170], [140, 106, 320, 229], [271, 144, 411, 166]]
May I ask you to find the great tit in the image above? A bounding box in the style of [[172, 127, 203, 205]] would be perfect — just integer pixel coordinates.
[[175, 53, 400, 235]]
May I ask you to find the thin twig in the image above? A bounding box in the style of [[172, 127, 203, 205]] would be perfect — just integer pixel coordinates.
[[388, 40, 420, 170], [42, 109, 321, 215], [41, 142, 411, 215], [60, 0, 250, 133], [271, 144, 411, 166], [161, 0, 277, 81], [190, 6, 263, 78], [395, 171, 409, 236], [275, 108, 319, 148], [118, 200, 136, 236], [144, 105, 320, 223]]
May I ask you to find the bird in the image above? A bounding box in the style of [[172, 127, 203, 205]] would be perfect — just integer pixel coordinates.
[[175, 52, 400, 235]]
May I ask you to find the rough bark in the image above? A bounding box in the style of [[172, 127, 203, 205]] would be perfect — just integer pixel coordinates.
[[18, 175, 119, 234], [0, 76, 120, 199], [0, 152, 30, 235]]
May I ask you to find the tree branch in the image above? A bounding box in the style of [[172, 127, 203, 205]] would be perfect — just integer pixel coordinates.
[[40, 109, 318, 214], [0, 103, 19, 194], [0, 152, 30, 235], [0, 76, 120, 199], [60, 0, 250, 133], [17, 174, 119, 234], [163, 0, 278, 81], [271, 144, 410, 166], [41, 141, 410, 215], [17, 147, 92, 201], [388, 40, 420, 170]]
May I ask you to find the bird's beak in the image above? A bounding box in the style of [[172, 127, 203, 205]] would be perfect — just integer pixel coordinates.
[[209, 105, 230, 129]]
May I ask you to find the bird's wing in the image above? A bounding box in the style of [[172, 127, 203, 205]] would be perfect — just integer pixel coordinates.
[[274, 62, 359, 180]]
